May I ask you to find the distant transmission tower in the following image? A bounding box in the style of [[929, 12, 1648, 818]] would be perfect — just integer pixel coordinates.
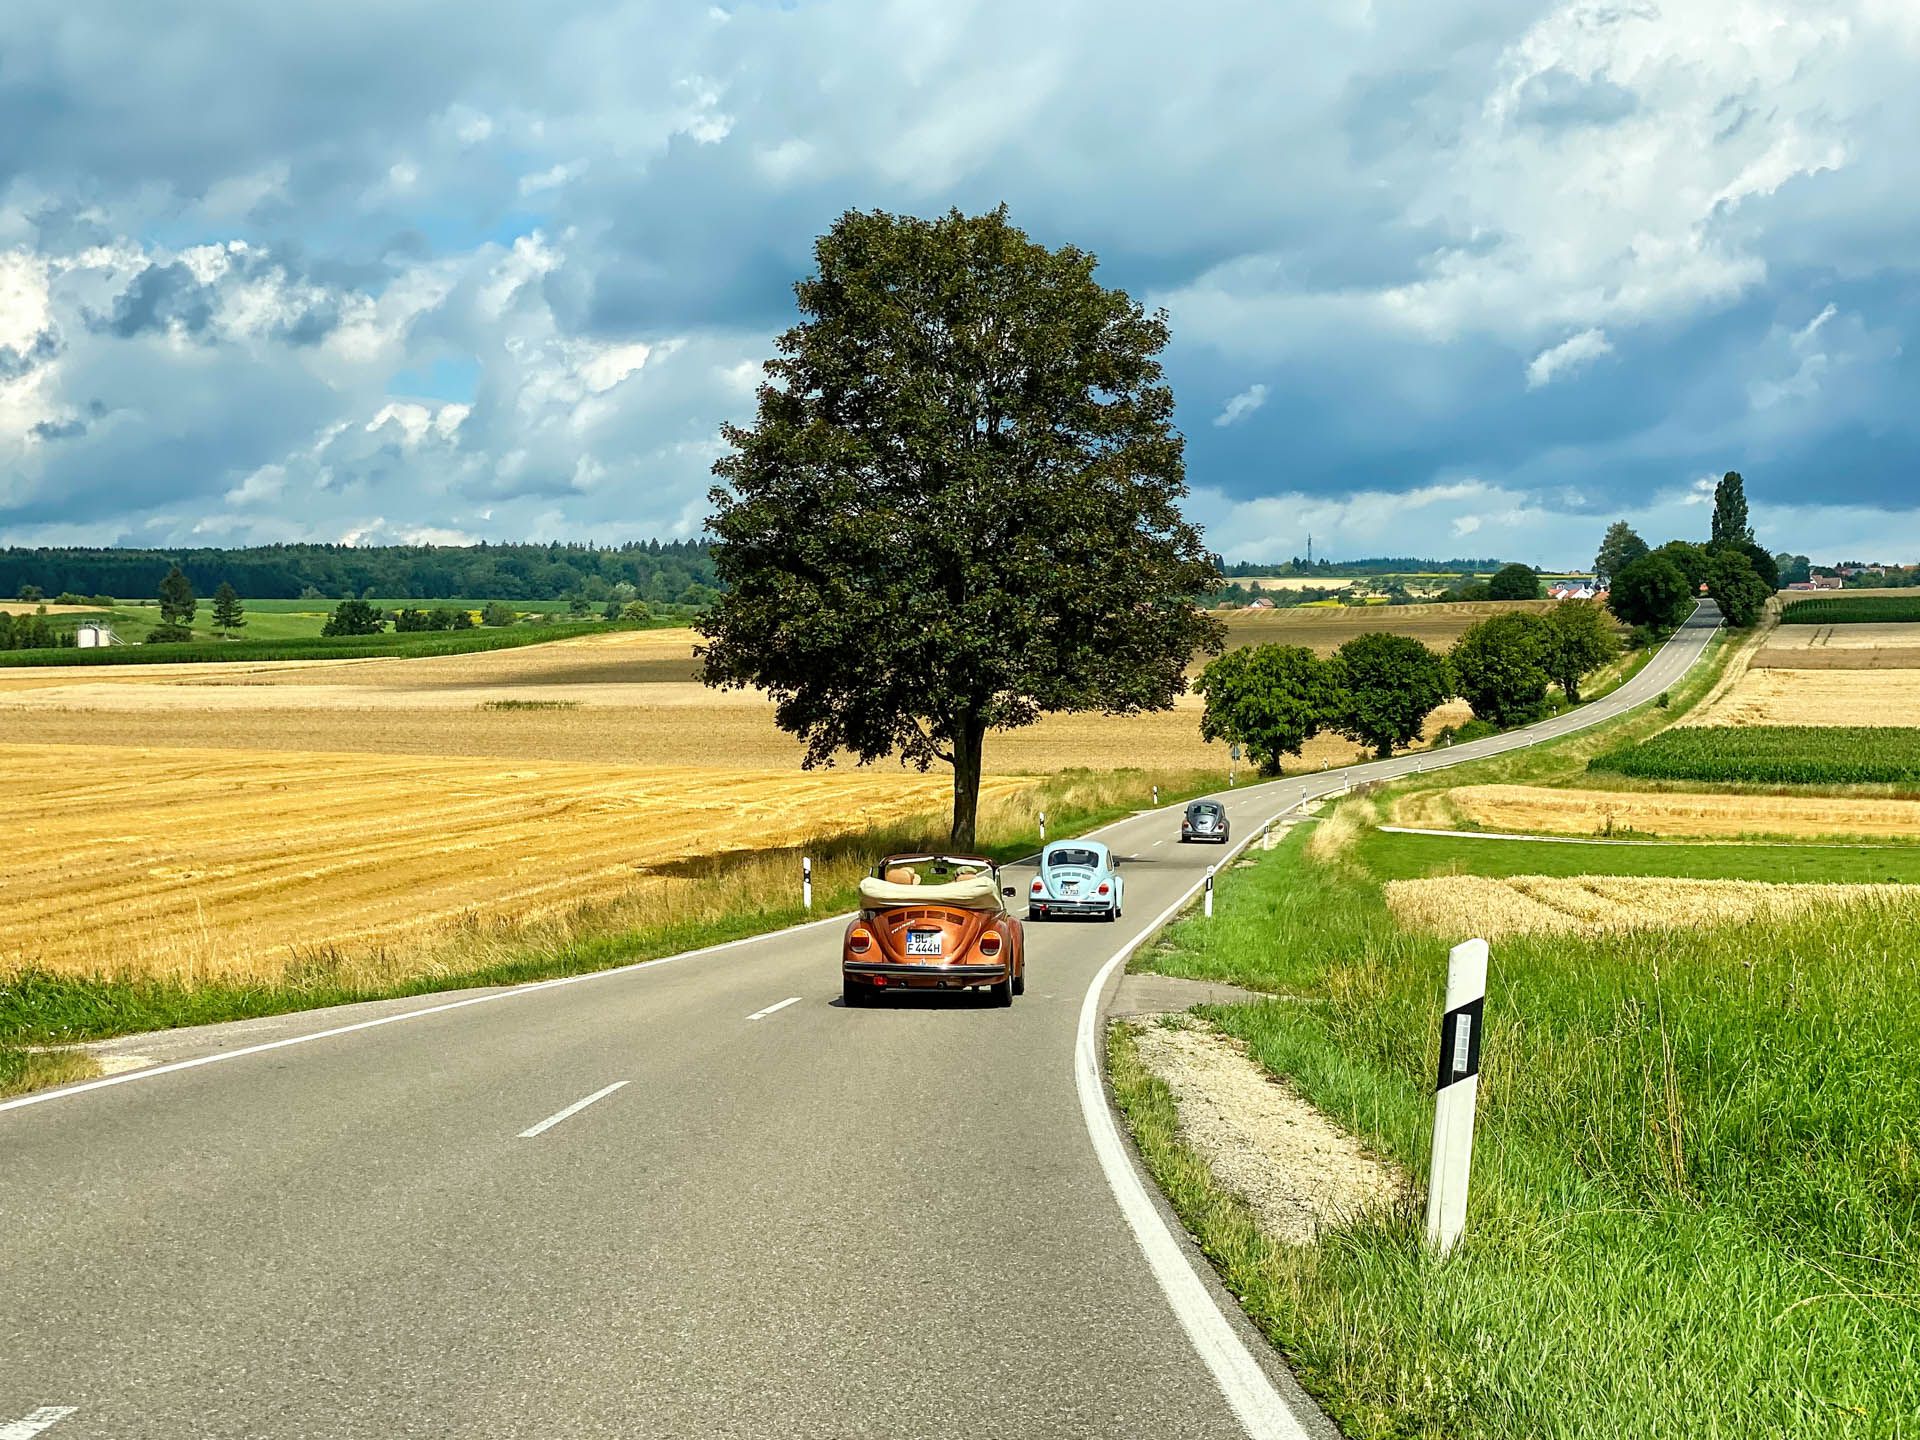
[[1307, 533, 1313, 566]]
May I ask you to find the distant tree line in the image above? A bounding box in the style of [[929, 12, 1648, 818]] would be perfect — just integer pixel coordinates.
[[1598, 472, 1775, 635], [1194, 601, 1622, 771], [1218, 555, 1518, 579], [0, 611, 79, 652], [0, 541, 719, 605]]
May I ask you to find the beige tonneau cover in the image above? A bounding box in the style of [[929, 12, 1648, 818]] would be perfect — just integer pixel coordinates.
[[857, 871, 1001, 912]]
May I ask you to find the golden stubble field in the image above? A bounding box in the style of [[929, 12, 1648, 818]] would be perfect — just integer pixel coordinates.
[[0, 743, 1030, 981], [1400, 784, 1920, 839], [0, 604, 1536, 984], [1384, 874, 1920, 939]]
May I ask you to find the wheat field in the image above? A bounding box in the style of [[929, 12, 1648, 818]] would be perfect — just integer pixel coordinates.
[[0, 742, 1032, 983], [1401, 783, 1920, 839], [1384, 873, 1920, 939]]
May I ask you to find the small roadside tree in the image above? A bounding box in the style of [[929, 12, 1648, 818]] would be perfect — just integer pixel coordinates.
[[1609, 554, 1694, 633], [1194, 644, 1333, 775], [1329, 632, 1452, 759], [698, 205, 1224, 846], [480, 601, 517, 627], [1707, 549, 1772, 628], [212, 582, 246, 637], [1488, 563, 1543, 601], [1450, 613, 1551, 727], [1593, 521, 1649, 585], [321, 598, 385, 637], [1539, 600, 1620, 704]]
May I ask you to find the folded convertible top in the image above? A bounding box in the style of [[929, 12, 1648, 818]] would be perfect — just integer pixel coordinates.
[[857, 871, 1001, 912]]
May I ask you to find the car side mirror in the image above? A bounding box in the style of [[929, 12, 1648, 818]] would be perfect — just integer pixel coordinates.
[[1002, 886, 1017, 897]]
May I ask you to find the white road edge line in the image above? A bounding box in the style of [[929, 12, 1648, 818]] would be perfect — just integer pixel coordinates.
[[0, 1407, 78, 1440], [1076, 802, 1312, 1440], [746, 995, 803, 1022], [518, 1080, 628, 1139]]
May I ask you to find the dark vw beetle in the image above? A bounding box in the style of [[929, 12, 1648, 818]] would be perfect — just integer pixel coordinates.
[[1180, 799, 1230, 844]]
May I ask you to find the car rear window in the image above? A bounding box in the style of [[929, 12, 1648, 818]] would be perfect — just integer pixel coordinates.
[[1047, 848, 1101, 869], [1190, 804, 1221, 817]]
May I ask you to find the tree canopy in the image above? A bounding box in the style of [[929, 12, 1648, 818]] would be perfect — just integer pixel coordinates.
[[1608, 553, 1694, 632], [1594, 522, 1649, 584], [321, 599, 386, 636], [698, 206, 1223, 845], [1194, 644, 1333, 775], [1487, 563, 1542, 601], [1707, 549, 1772, 628], [1450, 613, 1551, 726], [1330, 632, 1452, 759], [1539, 600, 1620, 703], [212, 582, 245, 635], [1710, 471, 1753, 548]]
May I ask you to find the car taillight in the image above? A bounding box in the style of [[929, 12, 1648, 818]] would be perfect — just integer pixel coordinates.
[[849, 928, 872, 954], [1097, 883, 1110, 895], [978, 933, 1003, 957], [1031, 879, 1044, 893]]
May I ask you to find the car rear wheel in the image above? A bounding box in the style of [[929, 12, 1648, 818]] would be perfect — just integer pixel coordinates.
[[990, 969, 1014, 1007], [842, 975, 871, 1007], [1012, 966, 1025, 996]]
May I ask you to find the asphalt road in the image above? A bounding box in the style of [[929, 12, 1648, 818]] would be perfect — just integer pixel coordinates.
[[0, 606, 1719, 1440]]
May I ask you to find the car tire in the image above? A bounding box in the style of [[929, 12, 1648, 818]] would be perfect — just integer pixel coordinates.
[[990, 969, 1014, 1007], [1012, 967, 1025, 996], [842, 976, 869, 1007]]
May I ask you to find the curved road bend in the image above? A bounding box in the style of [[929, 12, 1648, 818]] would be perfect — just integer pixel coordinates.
[[0, 606, 1718, 1440]]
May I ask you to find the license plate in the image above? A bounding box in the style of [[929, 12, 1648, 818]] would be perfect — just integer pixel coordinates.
[[1061, 882, 1080, 895], [905, 930, 942, 957]]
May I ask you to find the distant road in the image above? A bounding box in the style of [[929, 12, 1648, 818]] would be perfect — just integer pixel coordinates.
[[0, 606, 1719, 1440]]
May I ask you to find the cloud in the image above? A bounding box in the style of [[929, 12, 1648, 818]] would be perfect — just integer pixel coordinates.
[[1526, 329, 1615, 389], [1212, 383, 1267, 427]]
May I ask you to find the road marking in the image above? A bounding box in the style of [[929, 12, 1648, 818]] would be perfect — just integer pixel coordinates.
[[518, 1080, 628, 1138], [0, 1409, 78, 1440], [1077, 803, 1314, 1440], [746, 995, 802, 1022]]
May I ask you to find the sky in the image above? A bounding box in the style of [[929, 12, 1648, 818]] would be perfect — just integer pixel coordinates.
[[1, 0, 1916, 569]]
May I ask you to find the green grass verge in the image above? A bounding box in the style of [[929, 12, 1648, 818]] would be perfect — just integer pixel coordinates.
[[1121, 820, 1920, 1437], [1356, 826, 1920, 884], [1590, 726, 1920, 786], [1780, 596, 1920, 624], [0, 1044, 100, 1099]]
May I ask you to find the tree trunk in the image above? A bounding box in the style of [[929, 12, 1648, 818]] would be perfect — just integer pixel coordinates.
[[948, 713, 987, 851]]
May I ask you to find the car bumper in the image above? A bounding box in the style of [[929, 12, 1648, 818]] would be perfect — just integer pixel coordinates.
[[1181, 831, 1228, 842], [1030, 899, 1115, 916], [843, 961, 1009, 987]]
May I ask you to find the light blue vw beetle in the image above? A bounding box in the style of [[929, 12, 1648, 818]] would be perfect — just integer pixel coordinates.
[[1027, 839, 1124, 921]]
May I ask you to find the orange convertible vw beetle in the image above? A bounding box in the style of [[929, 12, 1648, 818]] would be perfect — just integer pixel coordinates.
[[841, 853, 1026, 1006]]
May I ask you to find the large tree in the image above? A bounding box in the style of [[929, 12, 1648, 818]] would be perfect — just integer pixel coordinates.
[[1330, 632, 1452, 759], [698, 207, 1223, 846], [1593, 521, 1649, 584], [149, 563, 197, 643], [1710, 471, 1753, 548], [1450, 613, 1551, 727], [1487, 563, 1543, 601], [1707, 549, 1772, 628], [1608, 553, 1694, 632], [1539, 600, 1621, 704], [321, 598, 385, 636], [1653, 539, 1710, 594], [1193, 644, 1332, 775]]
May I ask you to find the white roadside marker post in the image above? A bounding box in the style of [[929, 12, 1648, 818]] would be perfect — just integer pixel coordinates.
[[1039, 811, 1047, 845], [1153, 784, 1159, 807], [1425, 937, 1488, 1257], [802, 855, 812, 911], [1203, 865, 1215, 918]]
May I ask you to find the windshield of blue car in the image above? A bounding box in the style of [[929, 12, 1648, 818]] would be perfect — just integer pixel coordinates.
[[1046, 848, 1101, 869]]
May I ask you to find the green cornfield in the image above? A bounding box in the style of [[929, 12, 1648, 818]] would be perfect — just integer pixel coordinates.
[[1780, 595, 1920, 624], [1589, 725, 1920, 784]]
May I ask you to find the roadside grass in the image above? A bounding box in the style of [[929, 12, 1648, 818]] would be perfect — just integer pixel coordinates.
[[1356, 827, 1920, 885], [0, 1043, 99, 1100], [0, 764, 1221, 1069], [1120, 820, 1920, 1438]]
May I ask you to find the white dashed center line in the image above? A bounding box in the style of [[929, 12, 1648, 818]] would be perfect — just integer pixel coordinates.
[[747, 996, 803, 1022], [518, 1081, 629, 1138]]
